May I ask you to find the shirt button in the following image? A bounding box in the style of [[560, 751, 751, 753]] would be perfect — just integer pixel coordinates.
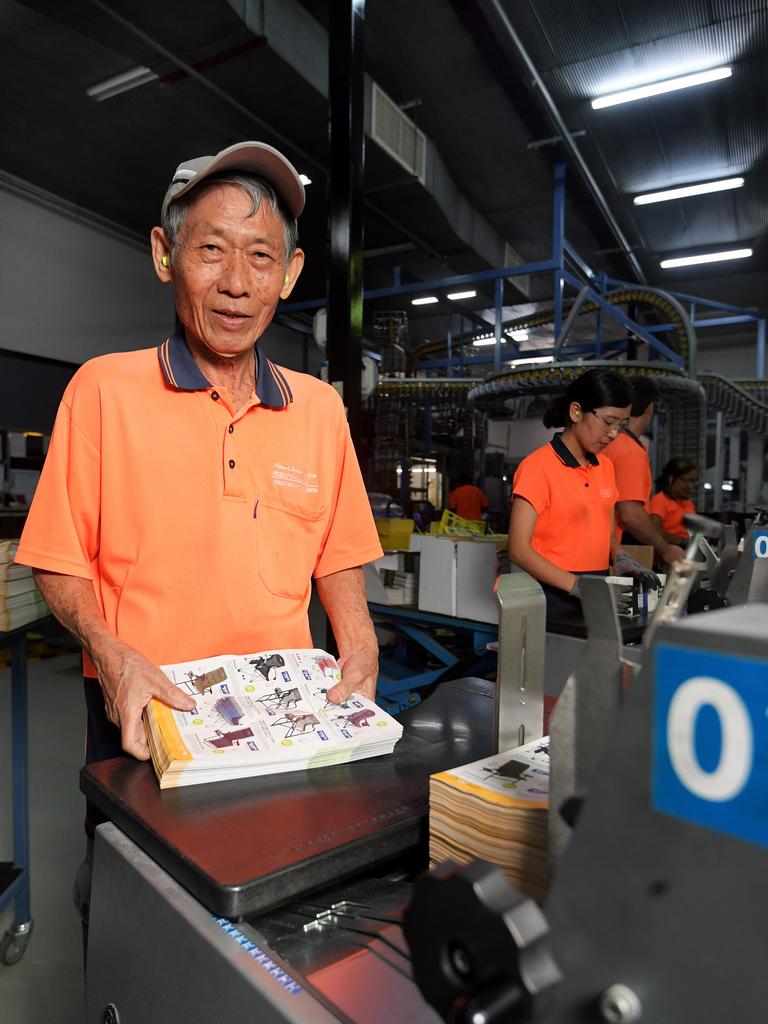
[[585, 482, 589, 487], [228, 424, 234, 434], [211, 391, 220, 401], [229, 459, 236, 469]]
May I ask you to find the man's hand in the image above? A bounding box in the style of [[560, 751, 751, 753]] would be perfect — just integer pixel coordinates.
[[662, 543, 686, 566], [95, 642, 197, 760], [326, 647, 379, 704]]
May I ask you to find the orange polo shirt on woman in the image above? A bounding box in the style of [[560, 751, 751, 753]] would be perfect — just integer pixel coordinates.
[[512, 434, 618, 571], [649, 491, 694, 540], [16, 333, 383, 675]]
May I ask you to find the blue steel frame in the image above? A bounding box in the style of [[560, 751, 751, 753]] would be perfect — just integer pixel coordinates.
[[279, 163, 766, 379], [368, 602, 497, 714], [0, 624, 37, 944]]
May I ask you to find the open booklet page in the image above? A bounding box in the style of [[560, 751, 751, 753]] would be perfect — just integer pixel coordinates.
[[144, 648, 403, 788]]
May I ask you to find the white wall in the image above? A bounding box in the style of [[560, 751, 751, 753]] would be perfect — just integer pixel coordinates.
[[0, 185, 174, 363], [697, 344, 762, 379], [487, 417, 554, 460], [0, 180, 323, 377]]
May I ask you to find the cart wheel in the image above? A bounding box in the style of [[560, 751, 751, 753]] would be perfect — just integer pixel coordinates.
[[1, 921, 33, 965]]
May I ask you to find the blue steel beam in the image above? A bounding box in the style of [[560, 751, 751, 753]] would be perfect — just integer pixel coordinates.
[[643, 316, 758, 332], [604, 277, 761, 319], [758, 320, 766, 379], [564, 240, 595, 282], [279, 258, 559, 312], [562, 270, 683, 365]]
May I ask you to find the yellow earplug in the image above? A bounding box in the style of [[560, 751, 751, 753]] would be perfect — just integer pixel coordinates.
[[161, 256, 169, 268], [284, 274, 289, 285]]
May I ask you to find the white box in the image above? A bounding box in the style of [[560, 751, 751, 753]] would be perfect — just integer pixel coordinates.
[[417, 536, 499, 623]]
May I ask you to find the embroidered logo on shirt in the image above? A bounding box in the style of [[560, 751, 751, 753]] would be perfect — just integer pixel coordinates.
[[600, 488, 614, 499], [272, 462, 319, 494]]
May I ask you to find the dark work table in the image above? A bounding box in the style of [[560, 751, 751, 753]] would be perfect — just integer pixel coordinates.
[[81, 676, 495, 920], [547, 612, 649, 643]]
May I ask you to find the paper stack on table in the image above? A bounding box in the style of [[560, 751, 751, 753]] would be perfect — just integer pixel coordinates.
[[144, 648, 403, 789], [429, 737, 550, 900], [0, 540, 48, 633]]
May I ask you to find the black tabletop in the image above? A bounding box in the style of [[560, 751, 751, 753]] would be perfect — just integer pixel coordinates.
[[547, 612, 649, 643], [80, 676, 495, 920]]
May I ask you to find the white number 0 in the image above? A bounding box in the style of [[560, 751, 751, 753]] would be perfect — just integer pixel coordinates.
[[666, 676, 753, 802], [754, 534, 768, 559]]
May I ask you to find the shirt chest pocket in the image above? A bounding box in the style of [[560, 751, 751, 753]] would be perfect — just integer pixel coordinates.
[[255, 493, 328, 599]]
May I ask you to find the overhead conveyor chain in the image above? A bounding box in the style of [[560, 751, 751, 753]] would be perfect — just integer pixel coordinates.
[[408, 288, 692, 371], [699, 376, 768, 433]]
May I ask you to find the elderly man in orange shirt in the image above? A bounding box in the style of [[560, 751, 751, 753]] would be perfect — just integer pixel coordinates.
[[603, 376, 685, 567], [16, 142, 383, 764]]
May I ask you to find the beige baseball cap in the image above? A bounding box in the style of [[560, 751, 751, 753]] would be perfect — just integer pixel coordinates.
[[161, 141, 305, 221]]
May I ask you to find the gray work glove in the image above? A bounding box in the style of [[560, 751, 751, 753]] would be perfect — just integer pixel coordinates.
[[571, 575, 633, 613], [613, 551, 661, 590]]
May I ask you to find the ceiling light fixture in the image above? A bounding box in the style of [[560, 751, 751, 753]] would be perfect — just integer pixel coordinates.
[[591, 65, 732, 110], [509, 329, 529, 342], [412, 296, 439, 306], [660, 248, 752, 269], [473, 337, 502, 347], [86, 65, 159, 102], [508, 356, 554, 368], [634, 177, 744, 205], [299, 174, 312, 186], [446, 290, 477, 301]]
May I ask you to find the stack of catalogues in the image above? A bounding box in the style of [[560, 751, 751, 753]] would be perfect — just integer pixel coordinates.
[[144, 648, 403, 789], [429, 737, 550, 900], [0, 540, 48, 632]]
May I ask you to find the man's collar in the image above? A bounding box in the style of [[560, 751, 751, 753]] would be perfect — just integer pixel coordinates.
[[550, 432, 598, 467], [623, 427, 644, 448], [157, 321, 293, 408]]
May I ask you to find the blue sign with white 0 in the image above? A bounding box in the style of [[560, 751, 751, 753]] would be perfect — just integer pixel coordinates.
[[652, 643, 768, 848], [753, 529, 768, 561]]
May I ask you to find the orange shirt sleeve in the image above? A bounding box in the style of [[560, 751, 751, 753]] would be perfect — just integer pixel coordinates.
[[15, 370, 101, 579], [313, 394, 383, 578], [512, 453, 550, 515]]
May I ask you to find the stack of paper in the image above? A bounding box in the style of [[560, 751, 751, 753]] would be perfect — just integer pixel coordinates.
[[145, 648, 403, 789], [0, 540, 48, 633], [429, 737, 550, 900]]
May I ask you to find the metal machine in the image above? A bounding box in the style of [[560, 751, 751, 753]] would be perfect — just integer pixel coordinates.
[[83, 534, 768, 1023]]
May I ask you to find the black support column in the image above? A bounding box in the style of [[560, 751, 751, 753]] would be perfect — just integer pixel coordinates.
[[327, 0, 365, 448]]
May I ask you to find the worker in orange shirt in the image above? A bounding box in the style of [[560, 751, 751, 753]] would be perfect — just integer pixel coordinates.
[[448, 473, 489, 522], [649, 457, 698, 545], [603, 376, 685, 567], [508, 368, 659, 620]]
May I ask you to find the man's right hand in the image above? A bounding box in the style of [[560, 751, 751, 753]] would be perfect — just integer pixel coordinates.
[[94, 642, 197, 760], [662, 543, 686, 566]]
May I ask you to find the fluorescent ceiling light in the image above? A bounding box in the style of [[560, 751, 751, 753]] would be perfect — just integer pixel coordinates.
[[509, 329, 529, 342], [412, 296, 439, 305], [299, 174, 312, 185], [634, 177, 744, 205], [591, 66, 732, 110], [660, 248, 752, 269], [473, 337, 502, 347], [86, 65, 158, 101], [446, 290, 477, 300], [508, 356, 554, 368]]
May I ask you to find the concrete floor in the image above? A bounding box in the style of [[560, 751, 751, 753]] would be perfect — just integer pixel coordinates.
[[0, 651, 86, 1024]]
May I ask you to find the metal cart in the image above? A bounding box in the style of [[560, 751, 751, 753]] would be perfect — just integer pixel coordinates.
[[0, 619, 46, 965]]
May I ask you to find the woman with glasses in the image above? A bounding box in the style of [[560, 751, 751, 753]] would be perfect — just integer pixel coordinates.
[[650, 457, 699, 545], [508, 368, 658, 619]]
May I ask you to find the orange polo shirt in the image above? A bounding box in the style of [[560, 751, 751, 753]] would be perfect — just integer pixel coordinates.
[[449, 484, 489, 521], [512, 434, 618, 571], [649, 491, 694, 540], [16, 333, 383, 675], [603, 429, 651, 536]]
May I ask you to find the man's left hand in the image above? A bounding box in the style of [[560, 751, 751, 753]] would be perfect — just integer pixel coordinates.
[[326, 647, 379, 704]]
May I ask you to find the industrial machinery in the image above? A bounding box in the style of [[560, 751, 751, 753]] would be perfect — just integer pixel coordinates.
[[82, 533, 768, 1023]]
